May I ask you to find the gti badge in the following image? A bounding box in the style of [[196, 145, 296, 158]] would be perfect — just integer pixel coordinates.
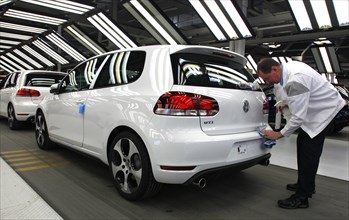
[[243, 99, 249, 112]]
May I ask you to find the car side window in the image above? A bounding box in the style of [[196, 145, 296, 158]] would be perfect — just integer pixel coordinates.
[[5, 73, 20, 88], [93, 51, 146, 89], [62, 59, 96, 93]]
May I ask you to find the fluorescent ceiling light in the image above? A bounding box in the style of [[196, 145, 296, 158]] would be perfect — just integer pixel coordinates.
[[123, 0, 187, 45], [247, 55, 257, 72], [20, 0, 94, 14], [189, 0, 226, 40], [14, 49, 43, 69], [65, 25, 105, 55], [288, 0, 349, 31], [309, 0, 331, 29], [0, 45, 12, 49], [6, 52, 33, 70], [87, 12, 137, 49], [4, 9, 67, 25], [0, 58, 17, 72], [0, 22, 47, 33], [333, 0, 349, 26], [22, 45, 55, 67], [0, 39, 21, 45], [0, 0, 12, 6], [189, 0, 252, 40], [288, 0, 312, 31], [46, 33, 86, 62], [0, 32, 32, 40], [0, 55, 25, 70], [311, 45, 341, 74], [33, 40, 69, 64], [0, 64, 13, 73]]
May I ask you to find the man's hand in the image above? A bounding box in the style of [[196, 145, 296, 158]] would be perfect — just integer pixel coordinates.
[[261, 130, 283, 140]]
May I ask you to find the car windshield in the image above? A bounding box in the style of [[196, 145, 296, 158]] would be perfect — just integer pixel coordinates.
[[25, 73, 65, 87], [171, 53, 256, 90]]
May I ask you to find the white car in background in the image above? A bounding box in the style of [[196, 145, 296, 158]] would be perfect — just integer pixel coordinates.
[[35, 45, 271, 201], [0, 70, 66, 129]]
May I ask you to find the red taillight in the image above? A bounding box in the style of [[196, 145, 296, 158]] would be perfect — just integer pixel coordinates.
[[154, 92, 219, 116], [263, 99, 269, 114], [16, 88, 40, 97]]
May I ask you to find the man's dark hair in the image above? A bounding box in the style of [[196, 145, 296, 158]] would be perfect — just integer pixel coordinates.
[[257, 58, 280, 74]]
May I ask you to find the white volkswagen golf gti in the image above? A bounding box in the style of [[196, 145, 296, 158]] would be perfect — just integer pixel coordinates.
[[0, 70, 66, 129], [35, 45, 271, 200]]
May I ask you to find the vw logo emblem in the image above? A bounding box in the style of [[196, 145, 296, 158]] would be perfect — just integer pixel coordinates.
[[243, 100, 249, 112]]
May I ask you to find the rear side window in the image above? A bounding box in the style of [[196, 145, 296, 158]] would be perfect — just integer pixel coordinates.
[[25, 73, 65, 87], [171, 53, 255, 90], [93, 51, 146, 89]]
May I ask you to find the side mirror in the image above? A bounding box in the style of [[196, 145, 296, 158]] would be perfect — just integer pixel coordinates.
[[50, 83, 60, 94]]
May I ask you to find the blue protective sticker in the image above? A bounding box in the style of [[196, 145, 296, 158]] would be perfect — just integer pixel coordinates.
[[79, 103, 85, 114]]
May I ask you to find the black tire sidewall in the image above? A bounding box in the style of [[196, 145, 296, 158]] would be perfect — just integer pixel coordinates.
[[108, 131, 152, 201]]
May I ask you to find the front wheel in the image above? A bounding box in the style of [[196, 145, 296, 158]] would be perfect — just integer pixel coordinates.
[[35, 111, 55, 150], [109, 131, 162, 201]]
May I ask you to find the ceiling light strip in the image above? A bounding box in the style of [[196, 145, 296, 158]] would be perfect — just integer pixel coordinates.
[[220, 0, 252, 38], [20, 0, 94, 14], [288, 0, 312, 31], [309, 0, 332, 29], [319, 47, 333, 73], [98, 12, 137, 48], [0, 59, 17, 72], [22, 45, 55, 67], [5, 9, 66, 25], [6, 52, 34, 69], [0, 55, 25, 70], [65, 25, 105, 55], [88, 12, 137, 49], [0, 22, 47, 33], [0, 32, 32, 40], [14, 49, 43, 69], [128, 0, 178, 45], [33, 40, 69, 64], [204, 1, 238, 39], [333, 1, 349, 26], [0, 45, 12, 49], [0, 64, 13, 73], [46, 33, 86, 61], [0, 39, 21, 45], [189, 0, 226, 40]]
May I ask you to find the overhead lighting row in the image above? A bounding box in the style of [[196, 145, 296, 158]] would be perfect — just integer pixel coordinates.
[[0, 32, 32, 40], [65, 25, 106, 55], [22, 45, 55, 67], [33, 40, 69, 65], [311, 45, 341, 74], [123, 0, 187, 45], [0, 21, 47, 33], [46, 32, 86, 62], [4, 9, 67, 25], [1, 55, 25, 71], [288, 0, 349, 31], [87, 12, 137, 49], [13, 49, 43, 69], [189, 0, 253, 40], [20, 0, 94, 14]]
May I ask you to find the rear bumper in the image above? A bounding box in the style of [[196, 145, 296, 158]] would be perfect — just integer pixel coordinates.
[[184, 153, 271, 185]]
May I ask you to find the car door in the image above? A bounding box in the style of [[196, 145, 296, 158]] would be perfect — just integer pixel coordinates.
[[46, 62, 94, 147]]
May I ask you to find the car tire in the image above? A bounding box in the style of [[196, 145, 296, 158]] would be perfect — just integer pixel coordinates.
[[35, 111, 55, 150], [109, 131, 162, 201], [7, 104, 21, 130]]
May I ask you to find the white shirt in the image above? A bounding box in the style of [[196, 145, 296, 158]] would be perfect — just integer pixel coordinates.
[[280, 61, 345, 138]]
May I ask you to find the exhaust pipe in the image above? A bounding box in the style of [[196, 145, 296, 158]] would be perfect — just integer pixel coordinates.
[[259, 159, 270, 166], [192, 178, 206, 189]]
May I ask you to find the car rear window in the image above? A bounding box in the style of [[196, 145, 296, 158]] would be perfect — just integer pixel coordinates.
[[171, 53, 256, 90], [25, 73, 65, 87]]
